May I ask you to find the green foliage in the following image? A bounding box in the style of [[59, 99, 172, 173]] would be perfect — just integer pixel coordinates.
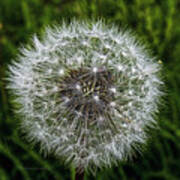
[[0, 0, 180, 179]]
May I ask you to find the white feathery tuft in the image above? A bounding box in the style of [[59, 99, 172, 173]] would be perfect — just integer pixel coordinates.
[[7, 20, 163, 174]]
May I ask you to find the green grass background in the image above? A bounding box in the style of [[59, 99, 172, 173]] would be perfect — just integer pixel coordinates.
[[0, 0, 180, 179]]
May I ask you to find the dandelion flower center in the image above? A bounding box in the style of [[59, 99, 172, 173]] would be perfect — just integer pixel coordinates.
[[58, 67, 116, 123]]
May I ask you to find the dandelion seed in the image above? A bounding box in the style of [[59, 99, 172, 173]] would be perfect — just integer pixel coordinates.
[[93, 95, 100, 102], [75, 84, 81, 91], [117, 64, 123, 71], [59, 69, 64, 75], [110, 101, 116, 107], [92, 67, 98, 73], [109, 87, 117, 94]]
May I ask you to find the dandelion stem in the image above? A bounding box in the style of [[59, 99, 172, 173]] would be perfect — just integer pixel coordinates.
[[75, 170, 84, 180]]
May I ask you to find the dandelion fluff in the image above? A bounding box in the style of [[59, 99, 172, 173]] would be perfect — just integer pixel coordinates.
[[7, 20, 163, 173]]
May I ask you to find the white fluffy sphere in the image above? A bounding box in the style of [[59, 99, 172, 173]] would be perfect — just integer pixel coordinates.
[[8, 20, 163, 173]]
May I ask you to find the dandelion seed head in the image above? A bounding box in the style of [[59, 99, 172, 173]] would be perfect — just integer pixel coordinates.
[[7, 20, 163, 173]]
